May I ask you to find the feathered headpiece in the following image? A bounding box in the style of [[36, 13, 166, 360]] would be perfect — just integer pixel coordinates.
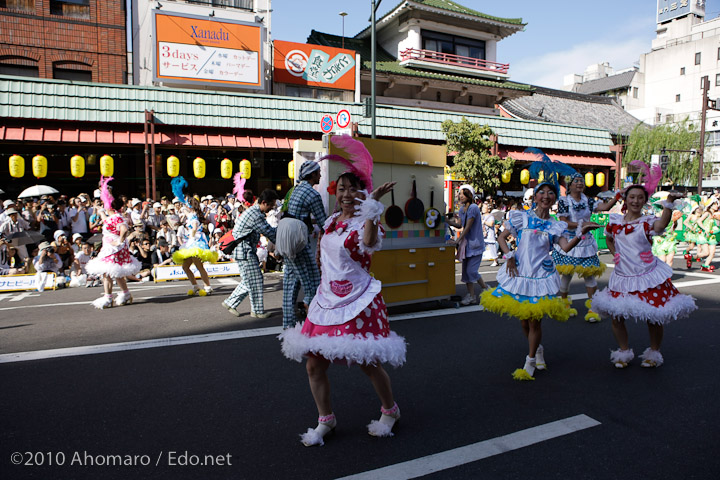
[[321, 134, 374, 191], [526, 147, 578, 195], [627, 160, 662, 198], [171, 176, 189, 206], [99, 176, 114, 211], [232, 172, 246, 200]]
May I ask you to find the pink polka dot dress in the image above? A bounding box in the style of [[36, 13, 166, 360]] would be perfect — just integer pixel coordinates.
[[86, 213, 141, 279], [592, 214, 696, 323], [280, 214, 406, 367]]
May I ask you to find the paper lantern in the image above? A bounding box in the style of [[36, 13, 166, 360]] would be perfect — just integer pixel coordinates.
[[288, 160, 295, 179], [585, 172, 594, 188], [520, 169, 530, 185], [100, 155, 114, 177], [596, 172, 605, 187], [167, 155, 180, 178], [220, 158, 233, 179], [31, 154, 47, 179], [70, 155, 85, 178], [193, 157, 206, 179], [501, 170, 511, 183], [240, 159, 251, 179], [9, 154, 24, 178]]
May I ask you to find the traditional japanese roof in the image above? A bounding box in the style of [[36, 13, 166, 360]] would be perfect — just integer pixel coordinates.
[[574, 70, 636, 95], [0, 76, 612, 154], [307, 31, 532, 93], [355, 0, 525, 39], [499, 85, 644, 136]]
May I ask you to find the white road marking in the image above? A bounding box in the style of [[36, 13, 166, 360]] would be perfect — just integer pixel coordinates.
[[9, 292, 39, 302], [216, 278, 239, 285], [334, 414, 601, 480]]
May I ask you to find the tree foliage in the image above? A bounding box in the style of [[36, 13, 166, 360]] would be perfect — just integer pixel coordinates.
[[624, 118, 706, 186], [441, 118, 514, 195]]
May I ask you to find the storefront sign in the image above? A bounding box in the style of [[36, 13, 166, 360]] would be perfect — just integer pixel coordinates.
[[0, 274, 55, 292], [154, 262, 240, 282], [153, 12, 264, 89], [657, 0, 704, 23], [274, 40, 355, 90]]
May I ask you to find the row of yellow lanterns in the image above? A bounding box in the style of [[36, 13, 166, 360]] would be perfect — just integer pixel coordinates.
[[9, 154, 115, 178], [502, 169, 605, 188], [9, 154, 259, 181]]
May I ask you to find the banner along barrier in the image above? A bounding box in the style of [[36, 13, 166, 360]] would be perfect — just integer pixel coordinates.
[[153, 262, 240, 282], [0, 273, 56, 293]]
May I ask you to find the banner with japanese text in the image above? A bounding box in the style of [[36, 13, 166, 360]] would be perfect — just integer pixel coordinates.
[[274, 40, 356, 91], [153, 11, 264, 89], [153, 262, 240, 282]]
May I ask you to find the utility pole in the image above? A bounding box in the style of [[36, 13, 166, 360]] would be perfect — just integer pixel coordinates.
[[370, 0, 382, 138], [699, 75, 709, 195]]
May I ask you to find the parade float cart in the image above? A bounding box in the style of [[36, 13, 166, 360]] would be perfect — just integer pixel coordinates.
[[294, 136, 455, 306]]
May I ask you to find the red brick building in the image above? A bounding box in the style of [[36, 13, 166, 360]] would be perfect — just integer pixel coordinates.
[[0, 0, 126, 83]]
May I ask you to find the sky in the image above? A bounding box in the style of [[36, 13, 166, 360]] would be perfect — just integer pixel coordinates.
[[271, 0, 720, 89]]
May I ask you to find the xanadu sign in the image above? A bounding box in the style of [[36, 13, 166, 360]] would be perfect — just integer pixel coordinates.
[[274, 40, 356, 91], [153, 11, 265, 89]]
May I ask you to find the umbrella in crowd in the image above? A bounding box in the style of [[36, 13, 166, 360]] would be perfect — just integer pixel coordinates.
[[87, 233, 103, 244], [18, 185, 59, 198], [9, 230, 45, 246]]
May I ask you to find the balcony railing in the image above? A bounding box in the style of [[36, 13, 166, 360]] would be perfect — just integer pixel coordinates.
[[399, 48, 509, 75]]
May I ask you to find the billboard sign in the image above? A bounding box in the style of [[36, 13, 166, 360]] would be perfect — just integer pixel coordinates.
[[274, 40, 355, 90], [657, 0, 705, 23], [153, 11, 264, 89]]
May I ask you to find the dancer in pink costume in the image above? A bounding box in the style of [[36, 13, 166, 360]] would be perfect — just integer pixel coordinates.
[[279, 135, 405, 446], [86, 177, 140, 309], [592, 161, 697, 368]]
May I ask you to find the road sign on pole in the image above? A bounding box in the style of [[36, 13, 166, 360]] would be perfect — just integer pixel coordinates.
[[320, 114, 334, 133], [336, 109, 351, 129]]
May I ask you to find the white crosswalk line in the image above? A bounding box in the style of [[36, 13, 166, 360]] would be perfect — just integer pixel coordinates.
[[334, 414, 601, 480]]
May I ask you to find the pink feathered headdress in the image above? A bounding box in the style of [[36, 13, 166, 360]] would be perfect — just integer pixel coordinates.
[[628, 160, 662, 198], [232, 172, 246, 199], [321, 134, 374, 191], [99, 176, 114, 210]]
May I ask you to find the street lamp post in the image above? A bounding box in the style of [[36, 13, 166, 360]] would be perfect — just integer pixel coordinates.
[[339, 12, 348, 49]]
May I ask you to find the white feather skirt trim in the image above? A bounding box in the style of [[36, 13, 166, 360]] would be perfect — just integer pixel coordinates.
[[592, 288, 696, 324], [86, 257, 141, 278], [279, 324, 407, 367]]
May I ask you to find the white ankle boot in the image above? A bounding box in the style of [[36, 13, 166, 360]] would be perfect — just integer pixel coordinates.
[[610, 348, 634, 368], [640, 348, 663, 368], [535, 345, 546, 370], [512, 356, 536, 380], [368, 403, 400, 437], [115, 291, 133, 306], [92, 295, 113, 309], [301, 413, 336, 447]]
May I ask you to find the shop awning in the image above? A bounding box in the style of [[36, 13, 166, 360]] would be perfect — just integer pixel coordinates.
[[0, 126, 302, 149], [500, 149, 616, 168]]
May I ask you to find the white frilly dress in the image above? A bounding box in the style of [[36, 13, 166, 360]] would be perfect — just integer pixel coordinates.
[[86, 213, 141, 278], [481, 210, 574, 321], [551, 194, 606, 278], [279, 213, 406, 367], [592, 214, 697, 324]]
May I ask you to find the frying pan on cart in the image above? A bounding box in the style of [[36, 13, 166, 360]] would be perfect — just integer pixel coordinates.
[[405, 179, 425, 221], [385, 189, 404, 229]]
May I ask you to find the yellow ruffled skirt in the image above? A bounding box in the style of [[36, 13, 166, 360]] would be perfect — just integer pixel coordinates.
[[172, 247, 219, 264], [480, 287, 575, 322]]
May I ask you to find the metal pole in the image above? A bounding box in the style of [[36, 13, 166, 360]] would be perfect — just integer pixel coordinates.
[[150, 110, 156, 200], [143, 110, 150, 200], [371, 1, 377, 138], [698, 75, 709, 195]]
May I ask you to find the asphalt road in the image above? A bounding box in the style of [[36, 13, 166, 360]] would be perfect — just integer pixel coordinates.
[[1, 252, 719, 480]]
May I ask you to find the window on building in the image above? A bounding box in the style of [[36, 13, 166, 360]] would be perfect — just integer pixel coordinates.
[[284, 85, 343, 101], [52, 61, 92, 82], [676, 94, 681, 102], [0, 56, 39, 78], [0, 0, 35, 11], [695, 52, 702, 65], [717, 47, 720, 60], [666, 114, 674, 123], [633, 87, 639, 98], [716, 74, 720, 87], [186, 0, 253, 9], [680, 67, 685, 75], [422, 30, 486, 62], [656, 113, 662, 123], [49, 0, 90, 19]]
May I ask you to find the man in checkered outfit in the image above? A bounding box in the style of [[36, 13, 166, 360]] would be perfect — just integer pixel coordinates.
[[222, 189, 278, 318], [282, 161, 327, 328]]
